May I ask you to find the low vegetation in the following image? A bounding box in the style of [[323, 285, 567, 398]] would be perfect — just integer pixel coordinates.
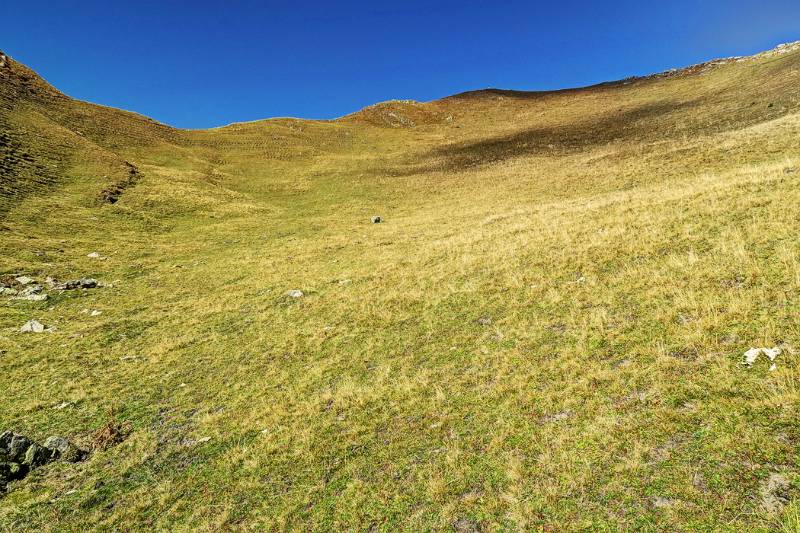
[[1, 43, 799, 530]]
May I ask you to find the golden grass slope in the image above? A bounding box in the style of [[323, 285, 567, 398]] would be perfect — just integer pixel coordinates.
[[1, 42, 800, 531]]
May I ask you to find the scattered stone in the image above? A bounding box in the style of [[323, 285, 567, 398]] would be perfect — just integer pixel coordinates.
[[476, 316, 492, 326], [182, 436, 212, 447], [760, 473, 791, 513], [14, 276, 34, 286], [13, 285, 48, 301], [286, 289, 304, 298], [742, 347, 781, 370], [338, 279, 352, 286], [86, 252, 101, 258], [453, 518, 481, 532], [371, 216, 382, 224], [540, 411, 572, 424], [90, 310, 102, 317], [692, 471, 708, 492], [20, 320, 45, 333], [651, 496, 675, 509], [58, 278, 98, 290], [0, 287, 18, 296], [42, 436, 88, 463], [720, 333, 741, 346]]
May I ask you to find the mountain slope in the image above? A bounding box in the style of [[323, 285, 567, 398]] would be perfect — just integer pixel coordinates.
[[1, 43, 800, 531]]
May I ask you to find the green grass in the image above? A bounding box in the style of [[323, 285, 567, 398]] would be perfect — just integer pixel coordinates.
[[1, 43, 800, 531]]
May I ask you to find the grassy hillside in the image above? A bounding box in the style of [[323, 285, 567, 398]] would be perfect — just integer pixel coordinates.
[[1, 42, 800, 531]]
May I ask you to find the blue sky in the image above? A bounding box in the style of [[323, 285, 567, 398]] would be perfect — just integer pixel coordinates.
[[4, 0, 799, 129]]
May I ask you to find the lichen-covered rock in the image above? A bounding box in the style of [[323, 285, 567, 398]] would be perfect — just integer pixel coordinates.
[[43, 436, 87, 463], [23, 443, 55, 468], [0, 431, 12, 451], [20, 320, 45, 333], [0, 432, 87, 493], [8, 435, 31, 462], [58, 278, 98, 290]]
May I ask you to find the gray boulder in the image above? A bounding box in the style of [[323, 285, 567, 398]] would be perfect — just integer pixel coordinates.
[[59, 278, 98, 290], [43, 436, 87, 463], [23, 443, 55, 467], [8, 435, 31, 462], [0, 431, 12, 450], [20, 320, 45, 333]]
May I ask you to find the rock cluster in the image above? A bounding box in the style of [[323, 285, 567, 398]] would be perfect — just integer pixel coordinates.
[[56, 278, 98, 290], [0, 431, 87, 493], [2, 275, 102, 303]]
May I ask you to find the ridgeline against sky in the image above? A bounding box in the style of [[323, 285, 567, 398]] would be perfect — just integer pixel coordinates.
[[4, 0, 800, 128]]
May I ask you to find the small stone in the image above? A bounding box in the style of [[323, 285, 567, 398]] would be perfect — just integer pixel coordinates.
[[286, 289, 304, 298], [0, 287, 18, 296], [90, 310, 102, 317], [761, 473, 791, 513], [692, 471, 708, 492], [453, 518, 480, 532], [476, 316, 492, 326], [540, 411, 572, 424], [14, 293, 48, 302], [14, 276, 34, 285], [42, 436, 87, 463], [371, 216, 382, 224], [86, 252, 101, 258], [20, 320, 45, 333], [42, 436, 69, 454], [59, 278, 98, 290], [652, 496, 675, 508]]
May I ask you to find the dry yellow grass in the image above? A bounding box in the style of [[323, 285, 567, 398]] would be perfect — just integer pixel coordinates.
[[1, 42, 800, 531]]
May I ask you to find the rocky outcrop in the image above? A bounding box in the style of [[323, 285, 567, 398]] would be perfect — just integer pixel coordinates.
[[0, 431, 87, 493]]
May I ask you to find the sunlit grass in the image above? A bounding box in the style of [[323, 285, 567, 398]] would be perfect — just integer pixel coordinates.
[[1, 44, 799, 530]]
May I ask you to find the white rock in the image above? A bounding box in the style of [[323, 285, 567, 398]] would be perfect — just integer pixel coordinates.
[[20, 319, 45, 333], [286, 289, 304, 298], [13, 293, 48, 302], [90, 310, 102, 317], [15, 276, 35, 285], [87, 252, 101, 258], [742, 347, 782, 368]]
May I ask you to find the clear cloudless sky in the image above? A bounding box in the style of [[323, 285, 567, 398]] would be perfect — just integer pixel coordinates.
[[4, 0, 799, 128]]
